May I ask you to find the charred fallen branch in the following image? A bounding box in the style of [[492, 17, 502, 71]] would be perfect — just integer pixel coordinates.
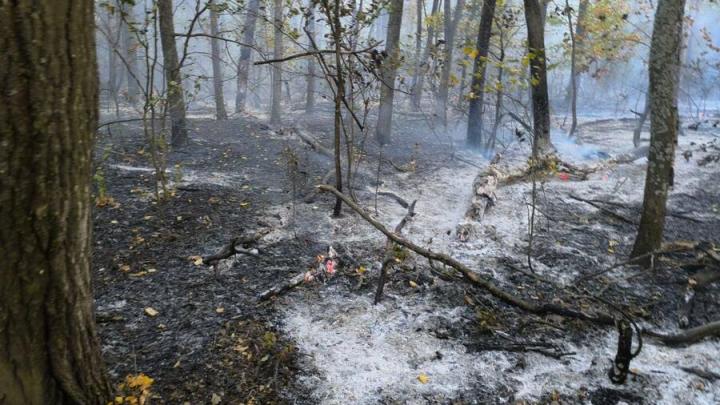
[[375, 200, 417, 304], [257, 246, 338, 302], [318, 184, 615, 325], [201, 230, 269, 266], [317, 185, 720, 349]]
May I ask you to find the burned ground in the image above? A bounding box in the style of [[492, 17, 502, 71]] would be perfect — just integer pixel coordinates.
[[93, 109, 720, 404]]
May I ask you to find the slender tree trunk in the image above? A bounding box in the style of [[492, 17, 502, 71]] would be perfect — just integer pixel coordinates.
[[104, 7, 120, 104], [523, 0, 552, 153], [305, 1, 317, 113], [121, 1, 140, 104], [411, 0, 440, 110], [158, 0, 188, 147], [0, 1, 112, 403], [564, 0, 587, 107], [330, 0, 346, 216], [466, 0, 497, 149], [410, 0, 424, 104], [436, 0, 465, 126], [634, 91, 650, 147], [209, 2, 228, 120], [565, 0, 578, 137], [270, 0, 283, 123], [457, 0, 481, 105], [631, 0, 686, 262], [236, 0, 259, 113], [375, 0, 404, 145]]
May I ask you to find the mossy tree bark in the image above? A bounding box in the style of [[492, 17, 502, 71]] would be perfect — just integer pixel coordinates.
[[0, 1, 112, 403], [632, 0, 687, 262]]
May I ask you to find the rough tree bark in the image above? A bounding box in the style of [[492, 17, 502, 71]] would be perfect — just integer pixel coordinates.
[[523, 0, 552, 153], [158, 0, 189, 147], [209, 1, 228, 120], [411, 0, 440, 111], [271, 0, 284, 124], [466, 0, 497, 149], [435, 0, 465, 126], [305, 1, 317, 113], [375, 0, 404, 145], [120, 1, 140, 105], [631, 0, 687, 262], [236, 0, 259, 112], [0, 1, 112, 403]]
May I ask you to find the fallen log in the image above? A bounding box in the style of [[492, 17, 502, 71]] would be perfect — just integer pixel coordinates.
[[375, 199, 417, 304]]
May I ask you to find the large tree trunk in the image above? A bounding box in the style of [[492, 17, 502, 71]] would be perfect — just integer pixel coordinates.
[[375, 0, 404, 145], [209, 2, 228, 120], [270, 0, 283, 124], [466, 0, 497, 149], [235, 0, 259, 113], [0, 1, 112, 403], [631, 0, 686, 262], [411, 0, 440, 111], [305, 1, 317, 113], [523, 0, 552, 153], [435, 0, 465, 126], [158, 0, 189, 147]]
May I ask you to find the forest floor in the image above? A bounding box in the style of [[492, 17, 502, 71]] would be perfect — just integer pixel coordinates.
[[93, 106, 720, 404]]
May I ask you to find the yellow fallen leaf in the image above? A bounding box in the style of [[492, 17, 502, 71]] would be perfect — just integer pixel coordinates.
[[126, 373, 154, 390], [417, 373, 430, 384], [189, 256, 203, 266], [144, 307, 159, 317]]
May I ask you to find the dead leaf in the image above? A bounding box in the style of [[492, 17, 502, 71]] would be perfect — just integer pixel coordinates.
[[189, 256, 204, 266], [144, 307, 159, 317], [409, 280, 418, 288], [216, 307, 225, 314], [211, 393, 222, 405], [417, 373, 430, 384]]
